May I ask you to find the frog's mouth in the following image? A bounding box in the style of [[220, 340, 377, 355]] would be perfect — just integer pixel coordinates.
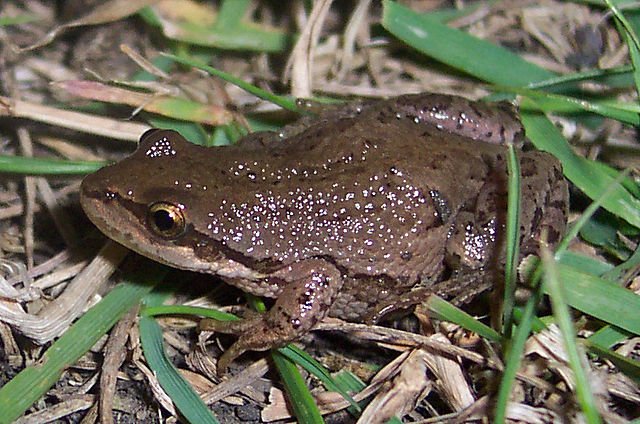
[[80, 186, 267, 282]]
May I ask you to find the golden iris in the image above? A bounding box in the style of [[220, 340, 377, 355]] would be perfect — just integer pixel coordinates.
[[147, 202, 186, 239]]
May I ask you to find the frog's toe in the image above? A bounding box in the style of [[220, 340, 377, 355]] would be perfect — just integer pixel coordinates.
[[215, 321, 291, 375], [199, 315, 259, 335], [216, 343, 246, 376]]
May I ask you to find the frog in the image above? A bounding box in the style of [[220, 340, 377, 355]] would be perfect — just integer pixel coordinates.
[[80, 93, 568, 374]]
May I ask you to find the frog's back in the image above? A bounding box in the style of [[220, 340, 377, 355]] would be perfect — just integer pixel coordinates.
[[201, 113, 501, 281]]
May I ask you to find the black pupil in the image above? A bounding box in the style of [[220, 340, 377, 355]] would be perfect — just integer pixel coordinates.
[[153, 209, 176, 232]]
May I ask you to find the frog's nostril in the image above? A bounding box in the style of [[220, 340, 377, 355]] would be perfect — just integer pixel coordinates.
[[103, 189, 118, 201]]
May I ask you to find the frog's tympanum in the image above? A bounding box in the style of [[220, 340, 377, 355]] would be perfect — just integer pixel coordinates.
[[80, 93, 568, 373]]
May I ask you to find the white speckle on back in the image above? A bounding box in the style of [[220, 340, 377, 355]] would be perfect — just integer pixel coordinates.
[[145, 136, 177, 158]]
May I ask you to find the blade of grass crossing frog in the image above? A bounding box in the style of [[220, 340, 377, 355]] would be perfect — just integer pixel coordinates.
[[502, 144, 521, 337], [142, 304, 240, 321], [0, 266, 164, 424], [244, 295, 326, 421]]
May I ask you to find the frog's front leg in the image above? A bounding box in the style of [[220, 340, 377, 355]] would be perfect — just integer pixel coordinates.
[[201, 258, 342, 374]]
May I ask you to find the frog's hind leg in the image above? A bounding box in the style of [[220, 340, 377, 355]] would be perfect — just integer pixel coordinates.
[[201, 258, 342, 374], [364, 273, 491, 324]]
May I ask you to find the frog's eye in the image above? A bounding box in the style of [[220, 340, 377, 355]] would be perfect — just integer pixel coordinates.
[[147, 202, 186, 239]]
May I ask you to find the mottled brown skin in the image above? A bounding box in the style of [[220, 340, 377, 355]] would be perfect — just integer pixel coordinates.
[[80, 93, 568, 373]]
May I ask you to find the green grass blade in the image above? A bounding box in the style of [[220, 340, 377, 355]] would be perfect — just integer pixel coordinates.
[[382, 0, 555, 85], [514, 88, 640, 125], [140, 3, 288, 52], [426, 295, 502, 342], [502, 144, 521, 336], [143, 304, 239, 321], [0, 266, 164, 424], [521, 112, 640, 229], [0, 14, 40, 26], [583, 339, 640, 384], [272, 351, 325, 424], [215, 0, 252, 29], [525, 65, 633, 90], [542, 251, 602, 423], [245, 295, 325, 422], [144, 304, 360, 412], [278, 345, 361, 412], [588, 325, 631, 348], [0, 155, 106, 175], [557, 251, 613, 276], [605, 0, 640, 96], [139, 316, 219, 424], [493, 268, 544, 423], [163, 53, 298, 112], [554, 264, 640, 336]]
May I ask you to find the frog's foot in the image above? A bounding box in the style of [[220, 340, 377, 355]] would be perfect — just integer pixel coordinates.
[[200, 313, 291, 375], [364, 287, 434, 325], [202, 259, 343, 375], [365, 274, 491, 324]]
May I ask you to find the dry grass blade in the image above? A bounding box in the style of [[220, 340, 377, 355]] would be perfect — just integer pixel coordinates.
[[99, 307, 139, 424], [53, 80, 234, 126], [285, 0, 334, 97], [0, 96, 149, 141], [14, 395, 95, 424], [0, 241, 127, 343]]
